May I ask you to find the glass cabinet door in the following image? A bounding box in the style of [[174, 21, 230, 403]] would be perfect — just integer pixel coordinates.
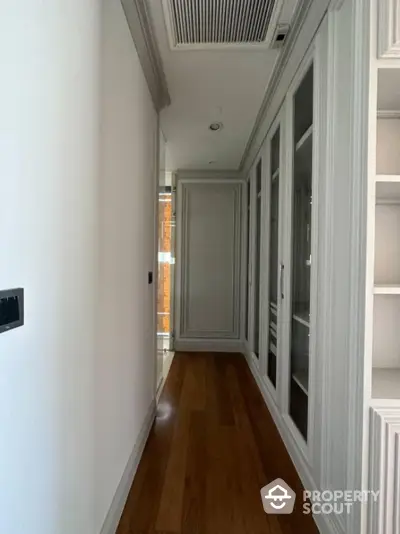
[[245, 178, 251, 343], [266, 126, 281, 387], [254, 160, 262, 357], [289, 63, 314, 440]]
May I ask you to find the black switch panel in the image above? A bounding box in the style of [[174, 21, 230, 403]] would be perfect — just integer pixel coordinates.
[[148, 271, 153, 284], [0, 288, 24, 334]]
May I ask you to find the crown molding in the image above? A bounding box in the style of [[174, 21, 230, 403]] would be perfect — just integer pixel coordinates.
[[239, 0, 315, 174], [121, 0, 171, 111]]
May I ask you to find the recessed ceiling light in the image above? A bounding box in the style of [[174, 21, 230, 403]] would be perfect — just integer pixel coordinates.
[[209, 122, 223, 132]]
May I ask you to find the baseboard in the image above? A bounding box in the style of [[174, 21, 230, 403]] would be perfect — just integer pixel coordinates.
[[243, 352, 344, 534], [174, 338, 243, 352], [156, 374, 163, 399], [156, 351, 175, 403], [99, 400, 156, 534]]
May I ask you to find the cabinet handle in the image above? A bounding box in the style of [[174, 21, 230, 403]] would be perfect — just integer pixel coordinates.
[[280, 263, 284, 299]]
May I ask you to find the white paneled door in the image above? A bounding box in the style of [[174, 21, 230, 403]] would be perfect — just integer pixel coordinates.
[[175, 177, 243, 352]]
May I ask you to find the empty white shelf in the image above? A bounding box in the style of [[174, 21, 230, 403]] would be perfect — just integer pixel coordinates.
[[372, 368, 400, 400], [295, 125, 313, 152], [272, 168, 280, 181], [292, 370, 309, 395], [293, 309, 310, 328], [374, 285, 400, 295], [376, 174, 400, 183]]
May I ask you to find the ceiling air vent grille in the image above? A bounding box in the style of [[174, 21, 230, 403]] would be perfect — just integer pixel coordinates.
[[166, 0, 277, 46]]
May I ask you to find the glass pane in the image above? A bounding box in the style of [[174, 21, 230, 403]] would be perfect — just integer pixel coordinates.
[[267, 127, 280, 387], [294, 66, 313, 144], [157, 186, 174, 352], [271, 127, 280, 175], [254, 160, 262, 357], [289, 64, 313, 440], [245, 179, 251, 341]]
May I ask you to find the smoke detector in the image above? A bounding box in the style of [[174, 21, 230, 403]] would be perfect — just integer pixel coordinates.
[[271, 24, 290, 49]]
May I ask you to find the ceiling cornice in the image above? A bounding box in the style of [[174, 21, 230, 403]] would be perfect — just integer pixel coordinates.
[[121, 0, 171, 112], [239, 0, 314, 173]]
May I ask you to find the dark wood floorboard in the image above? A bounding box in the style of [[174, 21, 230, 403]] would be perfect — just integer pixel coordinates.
[[117, 352, 319, 534]]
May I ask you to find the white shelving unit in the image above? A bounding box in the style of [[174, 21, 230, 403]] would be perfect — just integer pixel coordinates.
[[371, 69, 400, 403]]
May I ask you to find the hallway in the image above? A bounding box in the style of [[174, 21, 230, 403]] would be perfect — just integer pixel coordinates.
[[117, 353, 318, 534]]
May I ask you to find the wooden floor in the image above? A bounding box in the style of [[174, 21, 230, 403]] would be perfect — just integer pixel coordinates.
[[117, 352, 319, 534]]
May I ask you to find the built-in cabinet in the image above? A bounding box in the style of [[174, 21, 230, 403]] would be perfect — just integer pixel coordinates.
[[366, 9, 400, 531], [246, 54, 316, 447], [371, 68, 400, 402], [243, 1, 400, 533]]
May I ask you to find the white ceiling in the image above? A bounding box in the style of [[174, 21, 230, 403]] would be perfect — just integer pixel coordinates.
[[149, 0, 299, 171]]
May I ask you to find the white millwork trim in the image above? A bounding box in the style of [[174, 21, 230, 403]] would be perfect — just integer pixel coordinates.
[[243, 352, 344, 534], [346, 1, 371, 533], [312, 9, 333, 495], [368, 406, 400, 534], [378, 0, 400, 58], [120, 0, 170, 111], [99, 400, 156, 534]]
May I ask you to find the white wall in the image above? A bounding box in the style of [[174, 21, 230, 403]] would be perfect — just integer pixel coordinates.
[[0, 1, 158, 533], [0, 2, 101, 533], [95, 0, 158, 531], [376, 119, 400, 175], [175, 178, 243, 352]]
